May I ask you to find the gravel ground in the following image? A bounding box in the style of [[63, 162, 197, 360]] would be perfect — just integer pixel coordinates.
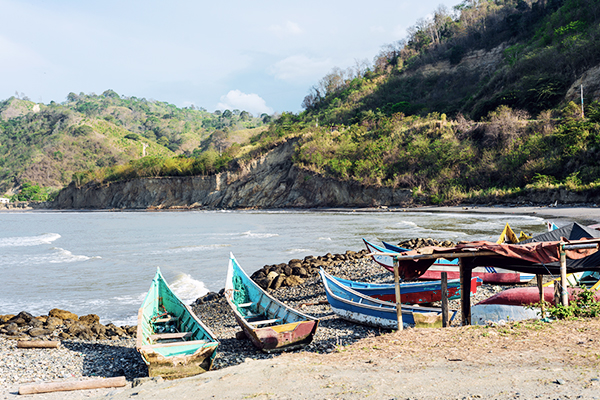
[[0, 256, 513, 398]]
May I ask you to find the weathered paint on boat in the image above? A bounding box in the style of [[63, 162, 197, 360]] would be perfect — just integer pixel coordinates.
[[225, 253, 319, 353], [319, 268, 456, 329], [366, 239, 535, 284], [136, 268, 219, 379], [330, 274, 481, 304], [471, 304, 541, 325]]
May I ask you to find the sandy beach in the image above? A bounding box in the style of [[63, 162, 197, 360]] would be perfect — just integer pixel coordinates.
[[3, 205, 600, 400]]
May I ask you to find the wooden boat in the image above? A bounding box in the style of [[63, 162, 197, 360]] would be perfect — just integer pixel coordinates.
[[225, 253, 319, 353], [319, 268, 456, 329], [328, 274, 482, 304], [367, 239, 535, 284], [471, 286, 600, 325], [136, 268, 219, 379]]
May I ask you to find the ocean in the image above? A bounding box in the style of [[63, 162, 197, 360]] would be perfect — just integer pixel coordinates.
[[0, 209, 547, 325]]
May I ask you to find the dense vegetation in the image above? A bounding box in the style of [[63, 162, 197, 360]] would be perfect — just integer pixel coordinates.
[[4, 0, 600, 205], [0, 91, 270, 197]]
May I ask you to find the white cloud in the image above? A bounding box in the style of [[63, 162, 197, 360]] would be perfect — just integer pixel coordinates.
[[268, 54, 332, 82], [269, 21, 303, 36], [216, 90, 273, 116]]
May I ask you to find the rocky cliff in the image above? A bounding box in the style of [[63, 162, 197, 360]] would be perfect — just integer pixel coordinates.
[[52, 140, 413, 210]]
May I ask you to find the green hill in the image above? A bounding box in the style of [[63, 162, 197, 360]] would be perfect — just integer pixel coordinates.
[[0, 91, 269, 198]]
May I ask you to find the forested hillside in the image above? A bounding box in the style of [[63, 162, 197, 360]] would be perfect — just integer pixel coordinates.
[[259, 0, 600, 204], [5, 0, 600, 206], [0, 90, 270, 199]]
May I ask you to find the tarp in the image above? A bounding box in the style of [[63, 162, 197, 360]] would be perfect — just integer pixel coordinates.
[[519, 222, 600, 244], [395, 236, 600, 280]]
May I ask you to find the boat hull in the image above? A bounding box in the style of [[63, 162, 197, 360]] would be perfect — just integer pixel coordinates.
[[320, 269, 455, 329], [332, 275, 481, 304], [136, 268, 219, 379], [225, 253, 319, 353]]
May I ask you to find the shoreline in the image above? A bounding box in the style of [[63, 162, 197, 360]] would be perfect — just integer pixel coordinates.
[[3, 203, 600, 223]]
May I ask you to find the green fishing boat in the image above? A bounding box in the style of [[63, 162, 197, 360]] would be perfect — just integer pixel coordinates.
[[136, 268, 219, 379]]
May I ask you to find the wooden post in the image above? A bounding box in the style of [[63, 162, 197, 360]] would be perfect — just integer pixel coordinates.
[[441, 272, 449, 328], [459, 259, 472, 326], [19, 376, 127, 395], [536, 274, 545, 316], [393, 257, 403, 331], [560, 245, 569, 307]]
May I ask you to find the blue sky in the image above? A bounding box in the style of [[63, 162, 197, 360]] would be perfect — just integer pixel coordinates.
[[1, 0, 461, 115]]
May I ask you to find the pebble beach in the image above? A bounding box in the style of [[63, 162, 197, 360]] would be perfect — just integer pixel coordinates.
[[0, 253, 509, 398]]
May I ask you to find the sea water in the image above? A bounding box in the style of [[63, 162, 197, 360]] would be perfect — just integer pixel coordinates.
[[0, 209, 548, 325]]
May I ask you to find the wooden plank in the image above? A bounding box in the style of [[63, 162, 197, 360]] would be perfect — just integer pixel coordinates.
[[441, 272, 448, 328], [149, 332, 192, 341], [248, 318, 280, 326], [140, 339, 207, 351], [154, 316, 179, 323], [17, 340, 60, 349], [19, 376, 126, 395], [238, 302, 254, 308]]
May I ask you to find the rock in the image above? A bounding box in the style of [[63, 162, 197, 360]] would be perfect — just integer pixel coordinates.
[[91, 323, 107, 336], [255, 278, 270, 290], [284, 276, 305, 287], [4, 323, 20, 336], [265, 271, 279, 288], [28, 319, 43, 328], [44, 316, 63, 328], [49, 308, 79, 321], [271, 274, 286, 290], [0, 314, 14, 324], [292, 266, 308, 277], [132, 377, 164, 388], [28, 327, 51, 337], [79, 314, 100, 325], [283, 266, 293, 276], [235, 330, 247, 340]]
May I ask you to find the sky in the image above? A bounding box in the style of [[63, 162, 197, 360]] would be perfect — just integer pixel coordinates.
[[0, 0, 461, 116]]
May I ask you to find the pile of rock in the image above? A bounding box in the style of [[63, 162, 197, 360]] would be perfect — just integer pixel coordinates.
[[397, 238, 455, 249], [0, 309, 136, 341], [249, 249, 369, 290]]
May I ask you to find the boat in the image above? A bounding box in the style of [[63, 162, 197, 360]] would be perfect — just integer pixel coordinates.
[[225, 253, 319, 353], [136, 268, 219, 379], [471, 286, 600, 325], [328, 274, 482, 304], [367, 239, 535, 284], [319, 268, 456, 329]]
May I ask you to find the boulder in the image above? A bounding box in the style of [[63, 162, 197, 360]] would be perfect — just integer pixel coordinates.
[[49, 308, 79, 321], [91, 323, 107, 336], [0, 315, 15, 324], [265, 271, 279, 288], [292, 266, 308, 277], [28, 327, 51, 337], [284, 276, 305, 287], [283, 265, 293, 276], [271, 274, 286, 290], [28, 319, 43, 328], [79, 314, 100, 325], [44, 316, 63, 328]]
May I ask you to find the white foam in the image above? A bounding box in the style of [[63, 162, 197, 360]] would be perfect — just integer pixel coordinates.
[[286, 248, 312, 254], [0, 233, 61, 247], [318, 237, 332, 241], [168, 273, 210, 305], [49, 247, 92, 263], [150, 244, 230, 255], [113, 292, 147, 305], [395, 220, 418, 228], [241, 231, 279, 238]]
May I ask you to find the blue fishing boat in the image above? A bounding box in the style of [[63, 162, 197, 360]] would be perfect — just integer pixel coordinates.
[[329, 274, 481, 304], [136, 268, 219, 379], [225, 253, 319, 352], [319, 268, 456, 329]]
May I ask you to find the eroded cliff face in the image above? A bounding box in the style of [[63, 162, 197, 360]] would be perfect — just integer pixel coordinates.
[[52, 140, 414, 210]]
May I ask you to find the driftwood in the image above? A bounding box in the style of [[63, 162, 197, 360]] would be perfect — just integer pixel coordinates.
[[18, 376, 127, 395], [17, 340, 60, 349]]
